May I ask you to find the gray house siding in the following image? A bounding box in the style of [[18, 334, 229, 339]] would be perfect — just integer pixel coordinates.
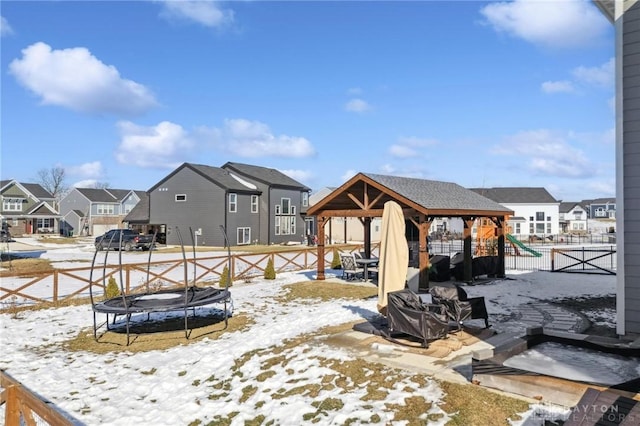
[[269, 187, 304, 245], [149, 167, 229, 247], [620, 1, 640, 335], [226, 192, 261, 246], [59, 190, 91, 234]]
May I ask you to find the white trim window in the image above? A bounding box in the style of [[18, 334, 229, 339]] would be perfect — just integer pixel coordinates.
[[274, 198, 296, 235], [302, 192, 309, 207], [251, 195, 259, 213], [96, 204, 115, 215], [229, 193, 237, 213], [2, 198, 23, 212], [237, 227, 251, 245], [175, 194, 187, 202]]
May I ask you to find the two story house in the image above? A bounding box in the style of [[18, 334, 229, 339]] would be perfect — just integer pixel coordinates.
[[470, 187, 560, 238], [59, 188, 145, 236], [0, 180, 59, 235], [135, 162, 310, 247], [559, 202, 588, 234]]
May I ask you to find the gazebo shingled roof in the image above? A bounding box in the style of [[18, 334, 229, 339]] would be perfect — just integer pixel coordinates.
[[307, 173, 513, 290]]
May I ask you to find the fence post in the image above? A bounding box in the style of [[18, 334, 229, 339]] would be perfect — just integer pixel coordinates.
[[53, 270, 59, 302], [5, 384, 20, 425], [551, 248, 555, 272], [126, 265, 131, 293]]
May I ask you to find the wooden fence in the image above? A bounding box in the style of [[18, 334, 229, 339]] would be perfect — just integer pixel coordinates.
[[1, 245, 371, 308], [0, 370, 76, 425]]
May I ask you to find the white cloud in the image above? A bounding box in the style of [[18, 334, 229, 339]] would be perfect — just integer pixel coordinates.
[[158, 0, 234, 28], [390, 136, 438, 158], [67, 161, 104, 179], [493, 129, 592, 178], [72, 179, 99, 188], [206, 118, 316, 158], [341, 169, 358, 181], [116, 121, 193, 168], [279, 169, 313, 185], [480, 0, 609, 49], [1, 16, 14, 36], [380, 164, 395, 174], [541, 80, 575, 94], [572, 58, 614, 87], [345, 98, 371, 113], [9, 42, 158, 116], [347, 87, 363, 95]]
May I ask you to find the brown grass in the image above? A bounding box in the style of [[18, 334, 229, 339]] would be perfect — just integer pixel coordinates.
[[0, 258, 55, 276]]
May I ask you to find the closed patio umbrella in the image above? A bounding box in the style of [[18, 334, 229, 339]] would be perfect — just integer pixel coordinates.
[[377, 200, 409, 315]]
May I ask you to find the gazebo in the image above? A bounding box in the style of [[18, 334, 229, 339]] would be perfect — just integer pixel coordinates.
[[306, 173, 514, 291]]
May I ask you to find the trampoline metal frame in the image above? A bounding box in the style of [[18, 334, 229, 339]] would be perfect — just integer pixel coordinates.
[[89, 226, 233, 346]]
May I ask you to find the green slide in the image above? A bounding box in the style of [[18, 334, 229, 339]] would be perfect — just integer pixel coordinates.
[[506, 233, 542, 257]]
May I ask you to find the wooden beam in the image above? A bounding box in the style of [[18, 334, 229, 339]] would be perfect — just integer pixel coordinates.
[[496, 216, 506, 278], [346, 192, 366, 210], [463, 218, 475, 283], [317, 217, 327, 280], [418, 217, 432, 292]]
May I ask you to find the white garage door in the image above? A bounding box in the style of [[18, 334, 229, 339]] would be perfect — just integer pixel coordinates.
[[92, 224, 115, 237]]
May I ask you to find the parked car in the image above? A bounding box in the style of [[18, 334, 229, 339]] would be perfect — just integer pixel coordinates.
[[94, 229, 155, 251]]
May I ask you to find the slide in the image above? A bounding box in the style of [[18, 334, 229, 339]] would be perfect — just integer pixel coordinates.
[[506, 233, 542, 257]]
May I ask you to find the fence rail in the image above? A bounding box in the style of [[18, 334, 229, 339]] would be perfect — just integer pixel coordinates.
[[0, 370, 76, 426], [551, 247, 617, 275], [0, 245, 368, 308]]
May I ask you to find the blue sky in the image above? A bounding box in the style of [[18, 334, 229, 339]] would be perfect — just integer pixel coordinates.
[[1, 0, 615, 202]]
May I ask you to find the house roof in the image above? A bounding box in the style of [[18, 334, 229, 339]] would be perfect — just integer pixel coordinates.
[[0, 180, 54, 200], [559, 202, 582, 213], [589, 197, 616, 205], [76, 188, 119, 202], [27, 202, 59, 217], [222, 162, 311, 191], [22, 183, 55, 199], [307, 173, 512, 218], [469, 187, 558, 204], [124, 193, 149, 223], [149, 163, 263, 193]]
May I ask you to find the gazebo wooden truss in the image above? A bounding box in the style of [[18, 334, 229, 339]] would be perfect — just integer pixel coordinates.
[[306, 173, 514, 291]]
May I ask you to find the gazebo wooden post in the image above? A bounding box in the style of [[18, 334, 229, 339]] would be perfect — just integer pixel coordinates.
[[364, 217, 371, 258], [418, 216, 432, 292], [463, 217, 475, 283], [317, 217, 327, 280], [496, 216, 506, 278]]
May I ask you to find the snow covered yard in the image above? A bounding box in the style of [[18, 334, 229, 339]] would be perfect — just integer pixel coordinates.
[[0, 238, 627, 425]]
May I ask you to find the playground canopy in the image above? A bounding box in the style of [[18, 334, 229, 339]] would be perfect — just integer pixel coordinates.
[[306, 173, 514, 290]]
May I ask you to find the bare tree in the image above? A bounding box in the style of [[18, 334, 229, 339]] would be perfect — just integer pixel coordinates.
[[93, 181, 110, 189], [36, 166, 69, 203]]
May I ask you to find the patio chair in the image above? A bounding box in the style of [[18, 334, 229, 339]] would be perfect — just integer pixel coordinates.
[[430, 284, 490, 330], [340, 253, 364, 281], [387, 289, 449, 347]]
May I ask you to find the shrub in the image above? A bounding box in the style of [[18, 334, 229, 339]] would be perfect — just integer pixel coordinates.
[[264, 258, 276, 280], [105, 276, 121, 299], [331, 249, 342, 269], [219, 265, 232, 288]]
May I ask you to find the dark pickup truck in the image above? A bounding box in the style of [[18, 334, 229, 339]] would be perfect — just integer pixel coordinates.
[[94, 229, 155, 251]]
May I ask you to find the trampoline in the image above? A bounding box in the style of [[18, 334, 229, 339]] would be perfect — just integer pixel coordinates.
[[89, 226, 233, 345]]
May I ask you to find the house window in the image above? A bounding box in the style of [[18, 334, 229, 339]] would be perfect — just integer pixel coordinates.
[[515, 223, 521, 234], [251, 195, 258, 213], [229, 193, 237, 213], [96, 204, 115, 215], [529, 216, 534, 222], [546, 223, 551, 234], [536, 212, 545, 221], [536, 223, 545, 233], [274, 198, 295, 235], [529, 223, 534, 234], [175, 194, 186, 202], [573, 211, 582, 219], [302, 192, 309, 207], [595, 207, 606, 217], [2, 198, 23, 211], [237, 227, 251, 245], [37, 218, 54, 229]]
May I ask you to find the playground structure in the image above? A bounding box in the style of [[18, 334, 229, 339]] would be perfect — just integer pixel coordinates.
[[474, 217, 542, 257]]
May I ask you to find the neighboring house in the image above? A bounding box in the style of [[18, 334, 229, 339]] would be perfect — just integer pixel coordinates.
[[558, 202, 588, 234], [309, 186, 384, 244], [143, 163, 261, 247], [470, 187, 560, 237], [59, 188, 145, 236], [0, 180, 59, 235], [221, 162, 311, 245], [586, 197, 616, 220]]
